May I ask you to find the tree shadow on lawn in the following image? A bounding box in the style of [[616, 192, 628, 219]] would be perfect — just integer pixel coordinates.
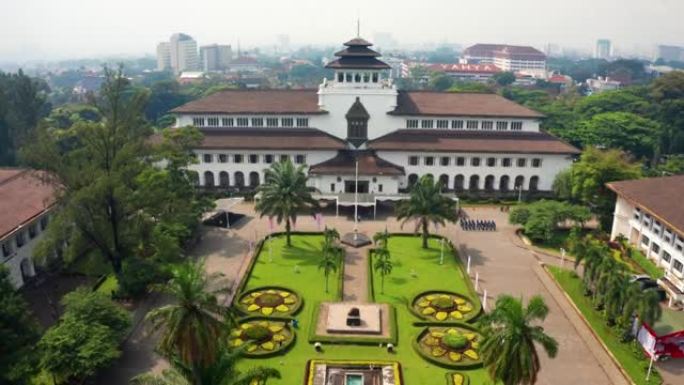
[[278, 244, 323, 267]]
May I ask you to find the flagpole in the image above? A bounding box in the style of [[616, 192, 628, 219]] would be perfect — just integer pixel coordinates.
[[354, 158, 359, 241]]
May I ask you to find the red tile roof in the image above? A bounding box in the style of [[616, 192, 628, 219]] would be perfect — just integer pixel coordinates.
[[607, 175, 684, 236], [464, 44, 546, 61], [391, 91, 544, 118], [309, 150, 404, 176], [182, 128, 347, 150], [0, 169, 57, 239], [171, 89, 325, 115], [369, 129, 579, 154], [428, 63, 502, 74]]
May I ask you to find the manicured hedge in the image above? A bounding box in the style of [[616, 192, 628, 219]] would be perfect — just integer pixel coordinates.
[[231, 316, 296, 359], [409, 290, 481, 323], [233, 286, 304, 317], [412, 323, 484, 370], [307, 301, 398, 345]]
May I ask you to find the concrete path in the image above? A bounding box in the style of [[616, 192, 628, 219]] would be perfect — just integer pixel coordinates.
[[342, 244, 370, 302]]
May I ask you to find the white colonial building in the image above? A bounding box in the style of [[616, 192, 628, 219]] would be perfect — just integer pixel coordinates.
[[171, 36, 577, 208], [0, 169, 56, 288]]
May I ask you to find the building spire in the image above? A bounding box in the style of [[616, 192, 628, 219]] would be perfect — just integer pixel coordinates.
[[357, 18, 360, 37]]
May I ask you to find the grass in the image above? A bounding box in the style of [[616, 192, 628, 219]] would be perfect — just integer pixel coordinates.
[[66, 250, 112, 277], [628, 248, 664, 279], [95, 274, 119, 296], [547, 266, 662, 385], [236, 234, 493, 385]]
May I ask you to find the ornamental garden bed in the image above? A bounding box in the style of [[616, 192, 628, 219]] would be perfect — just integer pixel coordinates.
[[413, 325, 483, 369], [411, 291, 479, 323], [235, 286, 302, 316], [230, 317, 295, 358], [445, 372, 470, 385]]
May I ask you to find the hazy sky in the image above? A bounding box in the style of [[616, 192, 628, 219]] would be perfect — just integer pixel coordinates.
[[2, 0, 683, 61]]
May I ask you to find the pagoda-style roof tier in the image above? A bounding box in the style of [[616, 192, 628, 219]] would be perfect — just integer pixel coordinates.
[[326, 36, 390, 70]]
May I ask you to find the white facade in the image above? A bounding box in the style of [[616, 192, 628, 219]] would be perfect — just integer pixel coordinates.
[[156, 42, 171, 71], [595, 39, 612, 59], [610, 196, 684, 301], [1, 213, 51, 288], [170, 33, 199, 74]]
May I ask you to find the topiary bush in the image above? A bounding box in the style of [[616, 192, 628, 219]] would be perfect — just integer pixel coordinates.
[[442, 333, 468, 350], [414, 326, 483, 369]]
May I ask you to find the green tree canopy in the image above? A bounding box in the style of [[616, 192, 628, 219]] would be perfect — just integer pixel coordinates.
[[60, 287, 131, 339], [509, 200, 591, 242], [650, 71, 684, 153], [492, 71, 516, 86]]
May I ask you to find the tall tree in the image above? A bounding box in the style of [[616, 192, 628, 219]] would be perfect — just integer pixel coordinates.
[[255, 159, 317, 246], [480, 295, 558, 385], [373, 247, 393, 294], [396, 175, 458, 248], [144, 260, 232, 379], [319, 232, 341, 294], [650, 71, 684, 153], [0, 266, 40, 384], [623, 285, 663, 326]]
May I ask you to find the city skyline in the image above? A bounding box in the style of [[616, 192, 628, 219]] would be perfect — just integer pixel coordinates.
[[2, 0, 683, 62]]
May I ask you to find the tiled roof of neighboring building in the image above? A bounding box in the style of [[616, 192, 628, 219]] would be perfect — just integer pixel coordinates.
[[390, 91, 545, 118], [428, 63, 502, 74], [174, 128, 347, 150], [464, 44, 546, 61], [309, 150, 404, 176], [606, 175, 684, 235], [0, 169, 57, 239], [368, 129, 580, 154], [171, 89, 325, 115]]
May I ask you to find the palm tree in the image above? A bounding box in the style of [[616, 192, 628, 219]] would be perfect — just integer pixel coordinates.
[[396, 175, 458, 249], [623, 284, 663, 326], [373, 247, 393, 294], [255, 159, 317, 246], [144, 260, 232, 378], [480, 295, 558, 385], [319, 236, 341, 293], [132, 347, 280, 385], [323, 227, 340, 244], [373, 229, 390, 249]]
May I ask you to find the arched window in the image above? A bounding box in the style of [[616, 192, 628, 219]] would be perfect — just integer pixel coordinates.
[[204, 171, 215, 187], [454, 175, 465, 191], [514, 175, 525, 189], [469, 175, 480, 191], [484, 175, 495, 191], [529, 176, 540, 191], [249, 172, 260, 187], [219, 171, 229, 187], [438, 174, 449, 189], [346, 97, 369, 147], [408, 174, 419, 187], [235, 172, 245, 187], [499, 175, 510, 192]]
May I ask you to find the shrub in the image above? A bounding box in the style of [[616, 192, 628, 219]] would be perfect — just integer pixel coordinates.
[[118, 257, 166, 298], [442, 333, 468, 350], [244, 325, 271, 342]]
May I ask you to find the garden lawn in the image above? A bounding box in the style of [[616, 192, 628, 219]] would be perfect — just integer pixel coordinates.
[[237, 234, 491, 385], [628, 248, 663, 279], [548, 266, 661, 385]]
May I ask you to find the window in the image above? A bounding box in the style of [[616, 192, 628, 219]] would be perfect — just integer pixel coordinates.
[[203, 154, 213, 163], [372, 73, 379, 82], [496, 121, 508, 130], [517, 158, 527, 167], [511, 121, 523, 131], [249, 154, 258, 164], [337, 73, 344, 82], [471, 157, 481, 167], [1, 242, 11, 257], [28, 224, 37, 239], [451, 120, 464, 129], [466, 120, 478, 129], [674, 260, 684, 272], [236, 118, 249, 127], [436, 119, 449, 129], [421, 120, 434, 129], [407, 119, 419, 128], [330, 183, 336, 192], [482, 121, 494, 130], [440, 157, 451, 166], [665, 230, 673, 243], [16, 232, 25, 248], [296, 118, 309, 127], [251, 118, 263, 127], [456, 157, 465, 166], [234, 154, 243, 163], [378, 184, 383, 192], [192, 117, 205, 126], [502, 158, 512, 167], [633, 208, 641, 220], [487, 157, 496, 167], [282, 118, 294, 127], [532, 158, 542, 168], [652, 243, 660, 254], [408, 156, 419, 166], [280, 155, 289, 162], [295, 155, 306, 164], [346, 73, 352, 82], [218, 154, 228, 163], [663, 251, 672, 263], [40, 216, 49, 230], [354, 73, 361, 82], [207, 117, 219, 127], [222, 117, 233, 127], [363, 73, 370, 82], [424, 156, 435, 166], [264, 154, 274, 164], [641, 235, 650, 246], [266, 118, 279, 127]]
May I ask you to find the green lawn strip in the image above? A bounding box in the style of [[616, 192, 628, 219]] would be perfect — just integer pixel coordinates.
[[627, 248, 664, 279], [94, 274, 119, 296], [547, 266, 661, 385], [370, 235, 489, 384]]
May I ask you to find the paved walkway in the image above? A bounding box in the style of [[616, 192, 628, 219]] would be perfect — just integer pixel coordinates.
[[342, 244, 371, 302]]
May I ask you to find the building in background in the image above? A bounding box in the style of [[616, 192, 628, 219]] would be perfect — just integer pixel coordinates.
[[428, 63, 501, 82], [462, 44, 546, 78], [655, 45, 684, 62], [200, 44, 233, 72], [595, 39, 612, 59], [585, 76, 621, 94], [156, 42, 171, 71], [169, 33, 199, 73]]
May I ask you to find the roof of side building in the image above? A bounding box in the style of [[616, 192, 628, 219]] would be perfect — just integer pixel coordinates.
[[606, 175, 684, 235], [390, 91, 545, 118], [0, 169, 57, 240], [173, 127, 347, 150], [171, 89, 325, 115]]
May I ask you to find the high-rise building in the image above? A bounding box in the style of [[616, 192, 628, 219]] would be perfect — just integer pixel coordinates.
[[655, 45, 684, 62], [170, 33, 199, 73], [595, 39, 612, 59], [156, 42, 171, 71], [200, 44, 233, 72], [462, 44, 547, 78]]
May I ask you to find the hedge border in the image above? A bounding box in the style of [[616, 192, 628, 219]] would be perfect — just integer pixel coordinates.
[[444, 372, 470, 385], [233, 315, 296, 359], [304, 359, 403, 385], [408, 290, 481, 324], [233, 285, 304, 317], [307, 301, 398, 345], [411, 323, 484, 370]]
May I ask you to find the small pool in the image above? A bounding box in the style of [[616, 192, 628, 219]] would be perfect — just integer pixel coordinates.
[[345, 374, 363, 385]]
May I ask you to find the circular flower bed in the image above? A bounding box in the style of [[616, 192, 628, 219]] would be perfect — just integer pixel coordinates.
[[237, 287, 301, 316], [414, 326, 483, 368], [229, 319, 294, 357], [412, 292, 479, 322]]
